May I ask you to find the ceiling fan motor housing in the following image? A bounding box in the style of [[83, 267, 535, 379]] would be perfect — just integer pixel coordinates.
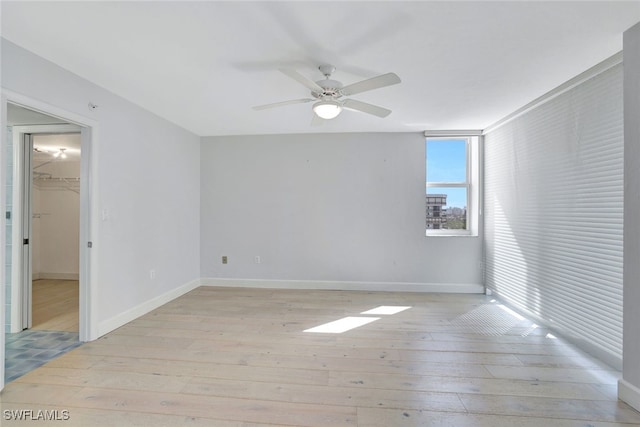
[[313, 79, 343, 98]]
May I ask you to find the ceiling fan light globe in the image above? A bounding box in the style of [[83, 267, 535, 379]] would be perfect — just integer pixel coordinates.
[[313, 100, 342, 120]]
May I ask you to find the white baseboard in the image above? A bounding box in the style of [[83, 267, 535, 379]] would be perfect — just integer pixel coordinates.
[[97, 279, 201, 337], [619, 379, 640, 412], [34, 272, 80, 280], [200, 278, 484, 293]]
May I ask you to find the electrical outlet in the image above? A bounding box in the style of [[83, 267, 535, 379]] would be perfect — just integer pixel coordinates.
[[222, 256, 228, 264], [150, 269, 156, 280], [254, 256, 261, 264]]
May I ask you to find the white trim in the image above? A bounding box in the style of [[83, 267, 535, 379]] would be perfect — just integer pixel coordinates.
[[97, 279, 201, 337], [483, 51, 623, 134], [619, 379, 640, 412], [79, 125, 97, 341], [2, 89, 98, 128], [201, 278, 484, 294], [426, 182, 468, 188], [426, 230, 475, 237]]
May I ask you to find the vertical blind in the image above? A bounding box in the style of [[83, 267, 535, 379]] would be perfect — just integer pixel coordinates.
[[484, 64, 624, 365]]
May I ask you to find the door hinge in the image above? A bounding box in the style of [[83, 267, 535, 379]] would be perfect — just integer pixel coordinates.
[[87, 241, 93, 248]]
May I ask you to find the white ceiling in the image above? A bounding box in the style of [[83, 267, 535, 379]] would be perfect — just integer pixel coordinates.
[[2, 1, 639, 136], [33, 133, 81, 163]]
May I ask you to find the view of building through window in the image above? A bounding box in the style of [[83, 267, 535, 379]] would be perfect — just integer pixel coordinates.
[[426, 138, 469, 231], [425, 193, 467, 230]]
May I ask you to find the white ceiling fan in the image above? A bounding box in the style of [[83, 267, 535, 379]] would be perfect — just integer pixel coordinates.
[[253, 65, 401, 121]]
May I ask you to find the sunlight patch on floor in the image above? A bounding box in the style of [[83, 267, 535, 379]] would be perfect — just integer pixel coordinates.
[[361, 306, 411, 315], [304, 305, 411, 334], [304, 316, 381, 333]]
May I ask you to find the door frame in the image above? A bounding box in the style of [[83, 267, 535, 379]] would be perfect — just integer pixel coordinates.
[[1, 89, 99, 390]]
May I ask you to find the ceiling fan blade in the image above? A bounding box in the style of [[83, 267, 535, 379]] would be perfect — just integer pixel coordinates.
[[340, 72, 401, 96], [253, 98, 315, 111], [342, 99, 392, 118], [279, 68, 324, 93]]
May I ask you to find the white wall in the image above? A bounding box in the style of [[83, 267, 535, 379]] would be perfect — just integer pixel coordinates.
[[1, 39, 201, 336], [200, 133, 483, 291], [32, 158, 81, 279], [35, 188, 79, 278], [621, 21, 640, 411]]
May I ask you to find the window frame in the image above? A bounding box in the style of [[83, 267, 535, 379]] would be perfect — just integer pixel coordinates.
[[425, 133, 479, 237]]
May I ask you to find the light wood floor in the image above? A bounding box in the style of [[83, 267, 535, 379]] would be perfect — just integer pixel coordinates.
[[32, 279, 79, 332], [2, 286, 640, 426]]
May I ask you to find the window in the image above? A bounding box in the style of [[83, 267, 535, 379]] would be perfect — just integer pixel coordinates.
[[425, 134, 479, 236]]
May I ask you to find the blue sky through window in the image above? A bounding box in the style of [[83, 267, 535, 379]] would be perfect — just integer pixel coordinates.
[[426, 139, 467, 208]]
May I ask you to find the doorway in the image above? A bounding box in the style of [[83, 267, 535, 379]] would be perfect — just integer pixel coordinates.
[[30, 132, 82, 331], [4, 104, 86, 383]]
